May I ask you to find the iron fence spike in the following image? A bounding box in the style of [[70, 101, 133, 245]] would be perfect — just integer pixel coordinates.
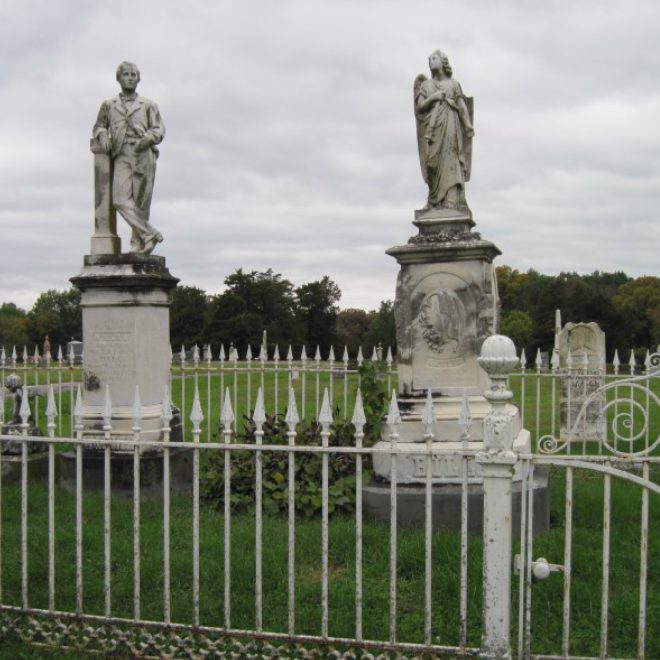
[[319, 388, 333, 428], [253, 387, 266, 426]]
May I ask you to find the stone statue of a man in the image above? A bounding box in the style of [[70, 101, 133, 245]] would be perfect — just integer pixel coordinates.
[[92, 61, 165, 254]]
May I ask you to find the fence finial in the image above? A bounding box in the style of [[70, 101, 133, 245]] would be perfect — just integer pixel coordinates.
[[253, 387, 266, 427], [286, 345, 293, 362], [221, 387, 235, 429], [458, 389, 472, 441], [46, 384, 57, 432], [520, 347, 527, 368], [19, 386, 31, 427], [314, 345, 321, 363], [273, 345, 280, 361], [161, 385, 173, 426], [190, 384, 204, 428], [357, 346, 364, 367], [422, 389, 435, 438], [386, 346, 393, 366], [102, 385, 113, 430], [386, 390, 401, 430], [319, 388, 333, 430], [342, 346, 349, 363], [351, 388, 366, 432], [328, 345, 335, 362], [132, 385, 142, 428], [284, 388, 299, 428], [74, 385, 84, 427]]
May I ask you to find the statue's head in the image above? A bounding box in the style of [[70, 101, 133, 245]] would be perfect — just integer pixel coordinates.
[[428, 50, 453, 78], [115, 61, 141, 84]]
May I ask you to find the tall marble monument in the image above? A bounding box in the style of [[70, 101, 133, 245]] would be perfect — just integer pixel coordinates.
[[365, 50, 545, 531], [70, 62, 177, 446]]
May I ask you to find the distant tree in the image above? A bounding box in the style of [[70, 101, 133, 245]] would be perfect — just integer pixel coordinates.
[[500, 310, 533, 354], [0, 303, 30, 350], [496, 265, 529, 311], [295, 276, 341, 354], [364, 300, 397, 357], [335, 308, 372, 358], [613, 276, 660, 352], [27, 288, 81, 351], [204, 269, 303, 356], [170, 285, 208, 350]]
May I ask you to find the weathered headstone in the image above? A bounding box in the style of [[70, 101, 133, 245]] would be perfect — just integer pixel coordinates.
[[558, 318, 606, 441]]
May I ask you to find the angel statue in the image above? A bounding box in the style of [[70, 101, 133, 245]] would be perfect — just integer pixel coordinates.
[[414, 49, 474, 213]]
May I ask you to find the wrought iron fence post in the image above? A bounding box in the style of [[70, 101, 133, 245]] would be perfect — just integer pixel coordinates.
[[477, 335, 520, 660]]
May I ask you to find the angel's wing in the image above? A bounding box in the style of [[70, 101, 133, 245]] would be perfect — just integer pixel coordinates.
[[463, 96, 474, 182], [414, 73, 428, 184]]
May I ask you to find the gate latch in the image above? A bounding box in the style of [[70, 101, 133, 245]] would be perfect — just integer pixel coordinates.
[[514, 555, 564, 580]]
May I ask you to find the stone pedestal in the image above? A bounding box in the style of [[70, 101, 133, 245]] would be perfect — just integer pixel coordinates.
[[363, 212, 551, 533], [386, 209, 500, 397], [377, 208, 504, 465], [70, 253, 178, 445]]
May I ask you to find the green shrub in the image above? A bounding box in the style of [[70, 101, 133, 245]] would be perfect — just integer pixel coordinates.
[[201, 361, 389, 517]]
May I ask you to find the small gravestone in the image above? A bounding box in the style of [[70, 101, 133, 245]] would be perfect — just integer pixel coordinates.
[[558, 321, 606, 441]]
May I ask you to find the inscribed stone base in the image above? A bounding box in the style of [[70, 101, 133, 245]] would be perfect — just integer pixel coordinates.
[[372, 425, 530, 484], [362, 467, 549, 536], [70, 254, 178, 441], [57, 447, 193, 497]]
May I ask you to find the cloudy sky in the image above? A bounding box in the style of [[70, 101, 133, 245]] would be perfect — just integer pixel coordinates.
[[1, 0, 659, 312]]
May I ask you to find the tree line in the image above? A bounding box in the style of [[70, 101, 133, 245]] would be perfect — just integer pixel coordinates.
[[0, 267, 657, 361]]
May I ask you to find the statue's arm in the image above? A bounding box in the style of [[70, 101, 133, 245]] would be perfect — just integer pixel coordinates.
[[136, 102, 165, 151], [416, 87, 445, 113], [92, 101, 111, 153]]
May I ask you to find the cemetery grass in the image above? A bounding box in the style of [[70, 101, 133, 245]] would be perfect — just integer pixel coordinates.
[[2, 470, 660, 658]]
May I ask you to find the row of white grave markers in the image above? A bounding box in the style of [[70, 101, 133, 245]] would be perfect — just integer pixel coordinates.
[[4, 379, 480, 656]]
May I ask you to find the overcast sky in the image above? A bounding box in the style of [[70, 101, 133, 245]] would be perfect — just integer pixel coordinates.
[[1, 0, 659, 312]]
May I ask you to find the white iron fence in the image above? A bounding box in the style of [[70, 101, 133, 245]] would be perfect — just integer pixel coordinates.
[[0, 341, 658, 658]]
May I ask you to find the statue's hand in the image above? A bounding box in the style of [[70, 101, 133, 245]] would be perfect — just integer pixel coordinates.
[[134, 137, 151, 153], [465, 127, 475, 138], [98, 134, 111, 154]]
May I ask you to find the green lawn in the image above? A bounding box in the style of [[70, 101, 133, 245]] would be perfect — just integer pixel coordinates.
[[1, 463, 660, 658]]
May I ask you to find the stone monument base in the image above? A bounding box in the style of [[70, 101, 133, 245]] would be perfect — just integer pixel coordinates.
[[363, 467, 550, 536], [57, 447, 193, 497]]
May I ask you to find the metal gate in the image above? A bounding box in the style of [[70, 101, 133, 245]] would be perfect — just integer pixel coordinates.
[[515, 357, 660, 660]]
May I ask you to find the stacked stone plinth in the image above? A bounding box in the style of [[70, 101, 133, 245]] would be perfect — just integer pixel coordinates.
[[364, 209, 548, 533], [70, 253, 178, 446]]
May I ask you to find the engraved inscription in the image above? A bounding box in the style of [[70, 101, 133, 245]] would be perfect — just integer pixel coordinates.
[[85, 319, 136, 385], [410, 454, 478, 479]]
